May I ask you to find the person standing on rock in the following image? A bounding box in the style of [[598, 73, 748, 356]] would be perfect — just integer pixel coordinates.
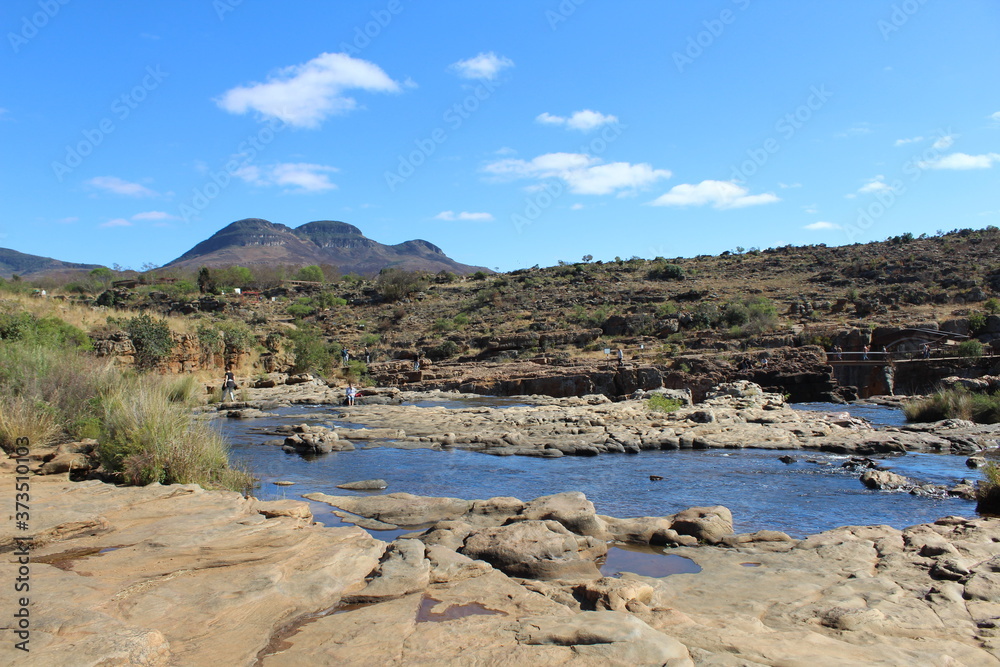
[[342, 347, 350, 366], [365, 347, 371, 364], [223, 369, 237, 402], [616, 348, 624, 368], [862, 345, 870, 361]]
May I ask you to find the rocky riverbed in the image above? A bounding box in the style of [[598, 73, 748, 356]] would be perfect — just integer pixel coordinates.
[[4, 378, 1000, 665], [3, 466, 999, 665]]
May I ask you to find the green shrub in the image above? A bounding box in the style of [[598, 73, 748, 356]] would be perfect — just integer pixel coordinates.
[[646, 395, 682, 413], [288, 326, 334, 375], [359, 333, 381, 346], [985, 298, 1000, 315], [957, 339, 984, 359], [376, 269, 428, 302], [648, 262, 684, 281], [427, 340, 459, 360], [287, 302, 316, 318], [968, 312, 987, 335], [977, 463, 1000, 515], [0, 310, 91, 350], [217, 320, 255, 354], [295, 265, 324, 283], [115, 313, 174, 370]]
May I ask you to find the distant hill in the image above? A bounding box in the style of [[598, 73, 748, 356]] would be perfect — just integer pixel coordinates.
[[0, 248, 102, 279], [162, 218, 489, 276]]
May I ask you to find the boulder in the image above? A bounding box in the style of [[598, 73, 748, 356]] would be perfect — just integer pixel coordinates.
[[516, 611, 693, 665], [518, 491, 609, 538], [669, 506, 733, 544], [343, 539, 430, 603], [460, 520, 607, 580], [860, 469, 912, 491], [336, 479, 388, 491]]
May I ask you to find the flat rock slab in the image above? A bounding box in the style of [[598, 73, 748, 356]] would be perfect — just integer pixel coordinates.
[[336, 479, 389, 490]]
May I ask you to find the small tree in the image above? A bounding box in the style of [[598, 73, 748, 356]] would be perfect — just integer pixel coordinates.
[[90, 267, 114, 290], [296, 265, 325, 283]]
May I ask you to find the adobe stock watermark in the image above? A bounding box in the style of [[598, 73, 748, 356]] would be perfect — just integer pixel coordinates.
[[878, 0, 931, 41], [510, 121, 627, 234], [178, 117, 287, 222], [843, 128, 952, 241], [8, 0, 72, 53], [384, 77, 504, 192], [730, 84, 832, 184], [673, 0, 752, 73], [546, 0, 587, 31], [51, 65, 169, 182]]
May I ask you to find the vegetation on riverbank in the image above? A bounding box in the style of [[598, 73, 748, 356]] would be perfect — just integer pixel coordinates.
[[903, 389, 1000, 424], [0, 305, 252, 492], [976, 463, 1000, 514]]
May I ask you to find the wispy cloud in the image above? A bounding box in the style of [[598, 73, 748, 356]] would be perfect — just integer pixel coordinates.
[[894, 136, 924, 146], [483, 152, 670, 196], [990, 111, 1000, 124], [837, 123, 872, 138], [236, 162, 339, 192], [433, 210, 494, 222], [649, 180, 779, 209], [536, 109, 619, 132], [804, 221, 841, 231], [778, 182, 802, 189], [100, 218, 132, 228], [131, 211, 175, 221], [56, 216, 79, 224], [932, 134, 956, 150], [87, 176, 157, 197], [216, 52, 402, 129], [917, 152, 1000, 170], [858, 175, 891, 194], [449, 52, 513, 80]]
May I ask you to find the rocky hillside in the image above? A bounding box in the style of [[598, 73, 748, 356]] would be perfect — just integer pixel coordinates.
[[162, 218, 489, 276]]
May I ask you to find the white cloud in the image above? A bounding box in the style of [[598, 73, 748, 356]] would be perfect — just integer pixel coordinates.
[[649, 180, 779, 209], [483, 152, 670, 196], [778, 182, 802, 189], [895, 136, 924, 146], [570, 203, 585, 210], [131, 210, 175, 221], [100, 218, 132, 228], [932, 134, 956, 150], [56, 216, 79, 224], [87, 176, 157, 197], [433, 210, 494, 222], [990, 111, 1000, 123], [804, 221, 841, 231], [858, 175, 891, 194], [449, 52, 513, 80], [837, 123, 872, 138], [803, 205, 819, 214], [918, 152, 1000, 170], [216, 52, 401, 129], [237, 162, 339, 192], [536, 109, 619, 132]]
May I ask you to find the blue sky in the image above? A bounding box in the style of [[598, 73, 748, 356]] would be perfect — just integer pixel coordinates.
[[2, 1, 998, 272]]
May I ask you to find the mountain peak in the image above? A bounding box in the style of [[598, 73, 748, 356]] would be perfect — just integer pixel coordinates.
[[163, 219, 487, 276]]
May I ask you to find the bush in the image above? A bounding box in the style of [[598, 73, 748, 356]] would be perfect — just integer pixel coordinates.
[[0, 310, 91, 350], [116, 313, 174, 370], [958, 339, 984, 359], [427, 340, 459, 360], [288, 326, 334, 375], [648, 262, 684, 281], [287, 302, 316, 318], [646, 395, 682, 413], [977, 463, 1000, 515], [968, 312, 987, 335], [217, 320, 255, 354], [985, 298, 1000, 315], [376, 269, 428, 302]]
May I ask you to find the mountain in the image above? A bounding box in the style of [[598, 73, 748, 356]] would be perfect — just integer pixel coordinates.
[[163, 218, 489, 276], [0, 248, 102, 279]]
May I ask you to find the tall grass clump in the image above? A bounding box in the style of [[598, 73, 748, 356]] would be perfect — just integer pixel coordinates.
[[100, 375, 253, 491], [976, 463, 1000, 515], [904, 388, 1000, 424], [647, 394, 683, 413], [0, 396, 60, 452]]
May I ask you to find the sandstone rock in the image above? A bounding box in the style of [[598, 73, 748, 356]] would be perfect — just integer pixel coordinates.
[[519, 491, 609, 538], [670, 506, 734, 544], [860, 469, 912, 491], [343, 539, 430, 603], [516, 611, 693, 666], [461, 519, 607, 580], [304, 492, 472, 525], [336, 479, 388, 491], [574, 576, 655, 612]]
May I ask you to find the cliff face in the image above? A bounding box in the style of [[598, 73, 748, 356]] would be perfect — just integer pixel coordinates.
[[162, 218, 489, 276]]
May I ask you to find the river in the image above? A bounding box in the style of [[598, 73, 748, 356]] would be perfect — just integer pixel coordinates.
[[215, 400, 980, 539]]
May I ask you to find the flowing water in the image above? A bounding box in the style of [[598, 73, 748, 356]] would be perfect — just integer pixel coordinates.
[[217, 401, 980, 540]]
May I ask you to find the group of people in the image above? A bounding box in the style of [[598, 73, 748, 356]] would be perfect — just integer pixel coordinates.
[[340, 347, 374, 366]]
